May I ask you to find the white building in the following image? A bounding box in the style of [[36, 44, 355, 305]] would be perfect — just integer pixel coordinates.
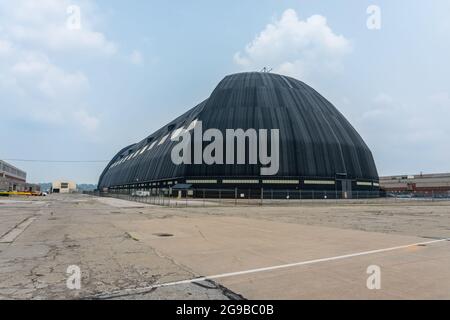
[[52, 181, 77, 194]]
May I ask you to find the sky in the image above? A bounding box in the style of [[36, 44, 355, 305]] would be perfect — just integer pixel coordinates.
[[1, 0, 449, 184]]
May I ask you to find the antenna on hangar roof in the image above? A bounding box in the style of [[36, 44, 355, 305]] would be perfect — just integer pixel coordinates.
[[260, 67, 273, 73]]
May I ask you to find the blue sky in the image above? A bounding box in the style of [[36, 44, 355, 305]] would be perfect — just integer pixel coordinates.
[[1, 0, 449, 183]]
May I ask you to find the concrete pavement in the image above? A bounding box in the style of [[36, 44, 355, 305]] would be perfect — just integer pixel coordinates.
[[1, 194, 449, 299]]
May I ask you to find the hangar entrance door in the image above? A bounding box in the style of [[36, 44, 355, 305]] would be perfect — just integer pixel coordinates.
[[341, 180, 353, 199]]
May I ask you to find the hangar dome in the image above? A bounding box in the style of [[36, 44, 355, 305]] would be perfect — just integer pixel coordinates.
[[98, 72, 378, 194]]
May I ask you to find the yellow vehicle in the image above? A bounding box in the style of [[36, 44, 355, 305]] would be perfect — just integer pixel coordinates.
[[0, 191, 34, 197]]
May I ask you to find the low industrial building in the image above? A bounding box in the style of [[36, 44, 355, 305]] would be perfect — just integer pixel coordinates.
[[380, 173, 450, 193], [52, 181, 77, 194], [0, 160, 39, 192]]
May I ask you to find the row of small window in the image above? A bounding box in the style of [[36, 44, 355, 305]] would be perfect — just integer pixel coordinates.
[[185, 179, 378, 186], [145, 181, 178, 187], [0, 162, 26, 179], [110, 179, 379, 188], [109, 119, 199, 169], [110, 180, 179, 189], [184, 179, 302, 185]]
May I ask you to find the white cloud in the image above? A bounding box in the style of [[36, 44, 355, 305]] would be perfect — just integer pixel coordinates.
[[74, 109, 100, 132], [357, 92, 450, 174], [234, 9, 352, 80], [129, 50, 144, 65], [429, 92, 450, 108], [9, 25, 117, 55], [0, 0, 117, 55], [0, 52, 90, 124], [0, 0, 114, 132], [362, 92, 450, 139], [10, 53, 89, 99], [0, 39, 13, 56]]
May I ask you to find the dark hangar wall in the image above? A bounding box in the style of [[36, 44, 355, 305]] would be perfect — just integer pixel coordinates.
[[98, 72, 378, 189]]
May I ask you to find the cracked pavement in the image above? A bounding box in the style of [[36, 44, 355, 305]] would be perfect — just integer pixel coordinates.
[[1, 194, 450, 300], [0, 195, 237, 300]]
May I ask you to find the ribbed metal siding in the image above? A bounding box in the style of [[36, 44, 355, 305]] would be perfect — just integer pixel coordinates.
[[98, 72, 378, 188]]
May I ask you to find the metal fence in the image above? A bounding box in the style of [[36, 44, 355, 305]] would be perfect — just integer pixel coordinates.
[[85, 188, 450, 208]]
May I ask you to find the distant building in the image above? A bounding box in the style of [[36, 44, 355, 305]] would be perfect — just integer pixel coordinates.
[[0, 160, 39, 192], [52, 181, 77, 194], [380, 173, 450, 192]]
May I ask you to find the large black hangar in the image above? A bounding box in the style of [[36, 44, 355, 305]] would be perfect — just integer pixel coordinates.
[[98, 72, 379, 198]]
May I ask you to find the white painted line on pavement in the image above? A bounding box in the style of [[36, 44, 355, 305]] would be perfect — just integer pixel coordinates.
[[92, 237, 450, 299], [0, 216, 37, 243]]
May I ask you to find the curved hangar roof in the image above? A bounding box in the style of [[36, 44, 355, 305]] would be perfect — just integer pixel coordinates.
[[98, 72, 378, 188]]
